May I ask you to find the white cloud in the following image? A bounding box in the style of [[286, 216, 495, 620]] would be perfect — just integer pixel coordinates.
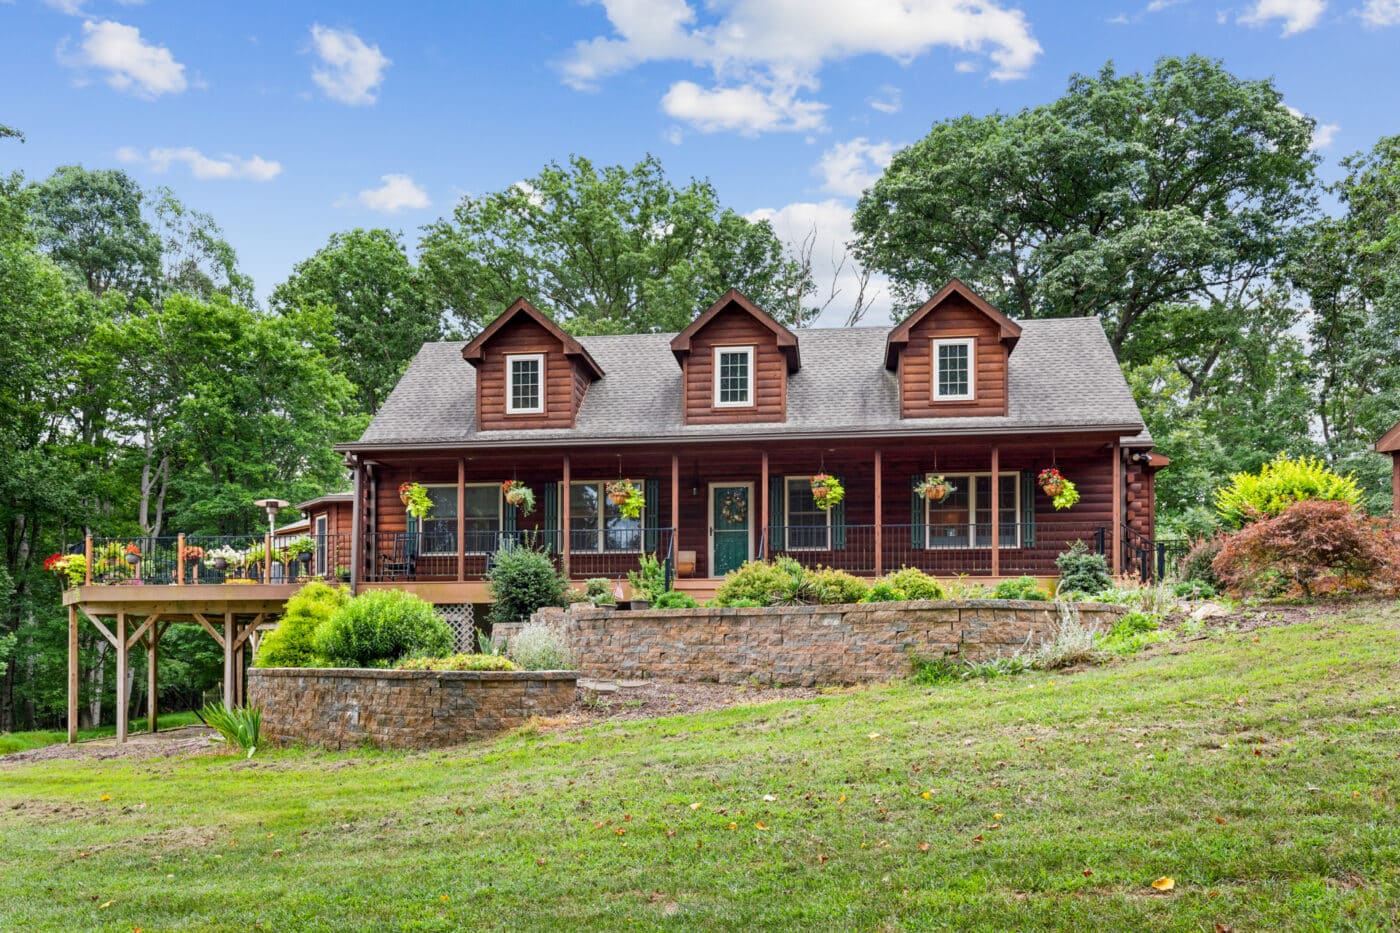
[[59, 19, 187, 97], [747, 199, 891, 326], [115, 146, 282, 181], [43, 0, 87, 14], [1239, 0, 1326, 34], [868, 85, 901, 114], [562, 0, 1041, 134], [1284, 105, 1339, 150], [309, 24, 390, 105], [354, 174, 429, 213], [1360, 0, 1400, 25], [817, 138, 901, 197], [954, 59, 979, 72], [661, 80, 825, 134]]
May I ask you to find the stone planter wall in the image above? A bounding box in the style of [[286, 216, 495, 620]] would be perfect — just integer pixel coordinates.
[[248, 668, 577, 750], [495, 600, 1124, 686]]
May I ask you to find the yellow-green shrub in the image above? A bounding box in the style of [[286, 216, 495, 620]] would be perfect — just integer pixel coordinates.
[[1214, 454, 1363, 528]]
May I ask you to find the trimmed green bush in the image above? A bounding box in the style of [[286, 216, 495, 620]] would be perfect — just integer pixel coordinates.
[[1214, 454, 1363, 528], [486, 545, 569, 625], [582, 578, 615, 605], [713, 558, 801, 607], [1055, 541, 1111, 597], [806, 567, 869, 604], [652, 590, 699, 609], [507, 623, 576, 670], [1172, 579, 1216, 600], [627, 554, 667, 602], [314, 589, 453, 667], [1177, 536, 1223, 588], [992, 576, 1048, 601], [396, 653, 518, 672], [858, 581, 904, 603], [881, 566, 943, 600], [198, 702, 262, 758], [255, 580, 346, 667]]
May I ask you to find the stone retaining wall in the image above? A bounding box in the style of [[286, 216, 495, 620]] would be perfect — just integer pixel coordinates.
[[495, 600, 1124, 686], [248, 668, 577, 750]]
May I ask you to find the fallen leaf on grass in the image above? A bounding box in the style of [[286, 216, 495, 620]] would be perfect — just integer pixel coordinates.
[[921, 792, 931, 800], [1151, 877, 1175, 892], [837, 795, 846, 804], [99, 901, 112, 909], [1214, 816, 1227, 825], [762, 794, 777, 802], [689, 802, 702, 811], [1082, 869, 1093, 877], [440, 895, 449, 902], [99, 795, 111, 802], [918, 842, 930, 852], [868, 733, 881, 741], [727, 822, 738, 831], [755, 822, 768, 830]]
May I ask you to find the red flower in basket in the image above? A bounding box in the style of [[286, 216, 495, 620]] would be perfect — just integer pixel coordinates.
[[44, 552, 69, 572], [1038, 467, 1065, 497]]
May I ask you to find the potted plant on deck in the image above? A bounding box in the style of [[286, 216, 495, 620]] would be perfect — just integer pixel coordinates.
[[185, 545, 204, 583], [284, 536, 315, 580], [44, 553, 71, 589], [124, 542, 142, 567], [207, 545, 240, 573], [606, 479, 645, 520], [914, 473, 956, 503], [501, 480, 537, 515], [399, 482, 433, 520], [810, 473, 845, 511], [1037, 467, 1080, 511]]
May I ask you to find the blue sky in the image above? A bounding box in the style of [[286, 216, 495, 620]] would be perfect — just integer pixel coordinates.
[[3, 0, 1398, 323]]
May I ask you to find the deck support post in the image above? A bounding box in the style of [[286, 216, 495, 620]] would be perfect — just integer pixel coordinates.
[[561, 455, 571, 579], [1111, 442, 1123, 574], [760, 451, 769, 559], [263, 533, 273, 584], [873, 449, 883, 576], [146, 624, 159, 733], [177, 533, 186, 586], [67, 605, 78, 743], [457, 458, 466, 582], [115, 612, 128, 744], [84, 535, 93, 585], [222, 612, 235, 709], [990, 445, 1000, 578]]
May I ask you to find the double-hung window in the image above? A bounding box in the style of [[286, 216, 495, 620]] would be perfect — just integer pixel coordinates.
[[506, 353, 544, 414], [569, 481, 642, 553], [784, 476, 830, 550], [932, 338, 975, 401], [314, 514, 328, 577], [713, 346, 754, 407], [419, 484, 503, 555], [924, 473, 1021, 548]]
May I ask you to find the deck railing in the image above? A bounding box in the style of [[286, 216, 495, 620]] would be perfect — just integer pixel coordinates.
[[81, 533, 352, 586], [361, 528, 676, 584]]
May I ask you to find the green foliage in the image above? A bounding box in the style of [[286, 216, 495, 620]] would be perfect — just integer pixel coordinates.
[[881, 566, 944, 600], [398, 482, 433, 521], [1055, 541, 1111, 597], [805, 567, 869, 605], [486, 545, 569, 625], [1172, 580, 1217, 600], [858, 582, 904, 603], [1177, 537, 1224, 588], [255, 581, 346, 668], [1098, 611, 1168, 656], [198, 702, 262, 758], [314, 589, 453, 667], [713, 558, 803, 607], [992, 576, 1049, 601], [1215, 454, 1364, 528], [418, 154, 815, 336], [395, 653, 519, 672], [501, 480, 536, 515], [626, 553, 667, 602], [581, 578, 616, 606], [651, 590, 699, 610], [475, 627, 503, 656], [912, 654, 1029, 685], [605, 480, 645, 521], [283, 535, 316, 559], [1049, 479, 1079, 511], [507, 623, 576, 671], [809, 474, 844, 511]]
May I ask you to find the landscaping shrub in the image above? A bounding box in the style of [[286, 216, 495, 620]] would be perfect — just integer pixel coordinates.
[[486, 545, 569, 625], [942, 575, 991, 599], [858, 581, 904, 603], [314, 589, 454, 667], [1098, 611, 1168, 656], [255, 580, 345, 667], [713, 558, 802, 607], [1212, 499, 1399, 598], [1054, 541, 1111, 597], [198, 702, 262, 758], [992, 576, 1048, 601], [806, 567, 869, 604], [652, 590, 699, 609], [1177, 536, 1224, 588], [507, 623, 576, 670], [880, 566, 943, 600], [1172, 579, 1216, 600], [1214, 454, 1363, 528], [1029, 603, 1099, 669], [911, 653, 1027, 685], [627, 554, 667, 603], [396, 653, 518, 672], [581, 577, 615, 605]]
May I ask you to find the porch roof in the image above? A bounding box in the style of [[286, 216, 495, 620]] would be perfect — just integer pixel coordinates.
[[345, 318, 1147, 452]]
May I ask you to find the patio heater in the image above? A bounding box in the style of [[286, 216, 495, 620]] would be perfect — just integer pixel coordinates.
[[254, 498, 290, 539]]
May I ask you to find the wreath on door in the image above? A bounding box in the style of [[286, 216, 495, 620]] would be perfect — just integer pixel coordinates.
[[719, 491, 748, 524]]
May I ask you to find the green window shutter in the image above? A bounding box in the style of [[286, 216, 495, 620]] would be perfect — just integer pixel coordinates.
[[406, 513, 419, 557], [543, 482, 559, 554], [502, 488, 517, 534], [1019, 471, 1035, 548], [644, 477, 661, 552], [910, 475, 924, 550], [831, 474, 846, 550], [768, 475, 785, 556]]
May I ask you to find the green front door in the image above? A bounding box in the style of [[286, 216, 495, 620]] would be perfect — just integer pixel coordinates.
[[711, 484, 751, 577]]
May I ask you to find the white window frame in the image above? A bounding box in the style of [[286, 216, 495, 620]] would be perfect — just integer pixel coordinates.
[[505, 353, 545, 414], [420, 483, 502, 555], [569, 480, 644, 554], [932, 337, 975, 401], [713, 345, 755, 408], [783, 475, 831, 551], [314, 514, 329, 577], [923, 471, 1021, 549]]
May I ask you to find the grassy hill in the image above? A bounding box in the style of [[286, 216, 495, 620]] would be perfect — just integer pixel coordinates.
[[1, 603, 1398, 931]]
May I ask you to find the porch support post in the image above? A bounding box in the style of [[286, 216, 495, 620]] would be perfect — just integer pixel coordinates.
[[1111, 442, 1123, 574], [1391, 453, 1399, 517], [349, 457, 363, 593], [873, 449, 883, 577], [990, 445, 1000, 578], [67, 605, 78, 743], [670, 454, 679, 548], [84, 535, 93, 585], [115, 612, 128, 744], [760, 451, 769, 559], [222, 612, 236, 709], [561, 455, 571, 578], [456, 458, 466, 582], [146, 624, 159, 734], [263, 533, 273, 584]]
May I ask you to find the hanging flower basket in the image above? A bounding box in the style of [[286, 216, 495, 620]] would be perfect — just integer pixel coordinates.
[[1037, 467, 1080, 510], [501, 480, 537, 515], [914, 473, 956, 502], [810, 473, 845, 511], [398, 482, 433, 520], [45, 553, 71, 589], [606, 479, 645, 520], [124, 543, 142, 566]]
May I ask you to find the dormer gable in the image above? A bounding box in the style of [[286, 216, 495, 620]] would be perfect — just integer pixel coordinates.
[[669, 290, 798, 425], [885, 279, 1021, 419], [461, 299, 603, 430]]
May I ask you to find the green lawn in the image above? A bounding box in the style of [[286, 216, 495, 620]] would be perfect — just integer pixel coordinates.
[[0, 710, 202, 756], [2, 604, 1398, 931]]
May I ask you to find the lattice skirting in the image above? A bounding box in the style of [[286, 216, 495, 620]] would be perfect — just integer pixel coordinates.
[[434, 603, 476, 652]]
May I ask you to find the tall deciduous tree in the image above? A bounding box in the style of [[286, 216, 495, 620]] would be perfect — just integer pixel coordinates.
[[271, 228, 438, 415], [418, 154, 816, 335]]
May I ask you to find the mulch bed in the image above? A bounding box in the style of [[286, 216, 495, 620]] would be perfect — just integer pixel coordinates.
[[0, 726, 222, 766], [567, 680, 822, 722]]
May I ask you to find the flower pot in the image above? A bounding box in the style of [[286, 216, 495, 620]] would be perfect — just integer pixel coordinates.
[[1041, 480, 1064, 497], [399, 490, 410, 505], [299, 551, 313, 567], [505, 490, 526, 506], [212, 557, 228, 571], [923, 484, 948, 502], [812, 485, 829, 499], [608, 490, 629, 506], [125, 552, 141, 566]]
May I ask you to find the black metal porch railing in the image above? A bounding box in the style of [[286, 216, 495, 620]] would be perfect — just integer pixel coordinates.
[[362, 528, 676, 584], [82, 533, 353, 586]]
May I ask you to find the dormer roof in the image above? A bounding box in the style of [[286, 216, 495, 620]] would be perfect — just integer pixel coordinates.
[[461, 298, 604, 379], [670, 289, 800, 372], [884, 279, 1022, 370]]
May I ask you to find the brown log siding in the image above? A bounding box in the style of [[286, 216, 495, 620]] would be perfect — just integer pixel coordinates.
[[475, 316, 586, 430], [682, 306, 787, 424], [898, 294, 1009, 418]]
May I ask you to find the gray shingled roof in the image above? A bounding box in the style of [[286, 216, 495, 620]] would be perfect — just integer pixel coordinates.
[[346, 318, 1148, 450]]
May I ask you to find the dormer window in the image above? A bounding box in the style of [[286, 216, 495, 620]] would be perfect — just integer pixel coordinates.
[[507, 353, 544, 414], [933, 338, 974, 401], [714, 346, 754, 408]]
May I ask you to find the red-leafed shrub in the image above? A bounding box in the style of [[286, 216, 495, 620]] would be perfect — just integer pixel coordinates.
[[1212, 500, 1400, 598]]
